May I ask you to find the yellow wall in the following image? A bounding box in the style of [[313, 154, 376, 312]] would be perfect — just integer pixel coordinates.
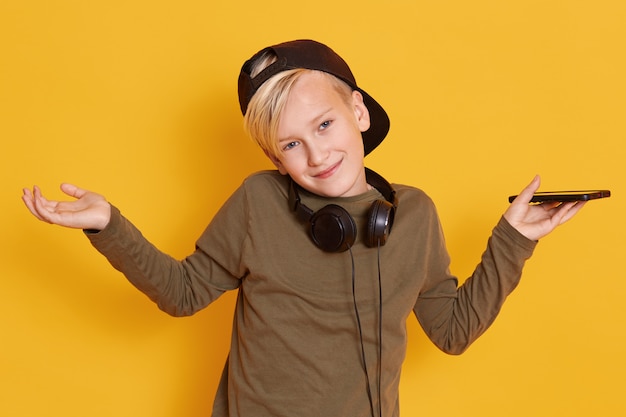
[[2, 1, 624, 416]]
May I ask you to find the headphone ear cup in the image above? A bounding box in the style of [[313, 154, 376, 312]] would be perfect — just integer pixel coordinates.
[[310, 204, 357, 253], [366, 199, 395, 247]]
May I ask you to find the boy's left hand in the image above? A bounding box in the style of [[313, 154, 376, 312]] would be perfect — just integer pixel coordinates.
[[504, 176, 586, 241]]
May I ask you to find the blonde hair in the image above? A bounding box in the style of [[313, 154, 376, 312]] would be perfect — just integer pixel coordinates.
[[243, 53, 353, 159]]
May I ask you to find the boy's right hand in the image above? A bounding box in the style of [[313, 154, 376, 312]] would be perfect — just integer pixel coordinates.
[[22, 184, 111, 231]]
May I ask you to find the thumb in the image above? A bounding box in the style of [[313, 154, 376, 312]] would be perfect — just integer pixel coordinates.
[[60, 183, 88, 199], [515, 175, 541, 204]]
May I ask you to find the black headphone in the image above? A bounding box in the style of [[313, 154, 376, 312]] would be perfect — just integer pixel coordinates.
[[288, 167, 397, 252]]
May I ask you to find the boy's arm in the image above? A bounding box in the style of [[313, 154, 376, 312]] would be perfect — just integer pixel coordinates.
[[413, 175, 585, 354], [414, 216, 536, 355], [85, 205, 240, 316], [22, 184, 239, 316]]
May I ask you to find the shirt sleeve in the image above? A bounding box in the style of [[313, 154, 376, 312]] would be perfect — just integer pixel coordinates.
[[414, 216, 537, 354], [85, 198, 244, 317]]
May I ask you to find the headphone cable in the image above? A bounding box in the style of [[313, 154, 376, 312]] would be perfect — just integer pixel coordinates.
[[377, 242, 383, 417], [349, 246, 376, 417]]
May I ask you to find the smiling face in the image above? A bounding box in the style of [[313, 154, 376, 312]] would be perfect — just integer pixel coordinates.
[[269, 71, 372, 198]]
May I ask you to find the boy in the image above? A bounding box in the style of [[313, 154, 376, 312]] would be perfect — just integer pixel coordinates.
[[22, 39, 584, 417]]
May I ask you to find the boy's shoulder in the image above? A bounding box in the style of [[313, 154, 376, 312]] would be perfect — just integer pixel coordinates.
[[390, 182, 438, 212], [391, 182, 431, 198], [243, 170, 287, 185], [240, 170, 290, 196], [221, 170, 288, 214]]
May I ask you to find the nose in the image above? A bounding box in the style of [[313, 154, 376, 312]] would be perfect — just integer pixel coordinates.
[[307, 140, 329, 167]]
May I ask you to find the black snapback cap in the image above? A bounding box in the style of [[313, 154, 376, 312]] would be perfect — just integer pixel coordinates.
[[237, 39, 390, 156]]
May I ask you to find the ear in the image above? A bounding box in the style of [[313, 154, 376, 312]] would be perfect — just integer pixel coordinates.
[[352, 90, 371, 133], [263, 149, 288, 175]]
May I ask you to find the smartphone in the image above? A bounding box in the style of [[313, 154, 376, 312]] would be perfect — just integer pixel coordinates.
[[508, 190, 611, 203]]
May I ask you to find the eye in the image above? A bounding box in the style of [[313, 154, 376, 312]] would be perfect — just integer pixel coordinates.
[[319, 120, 332, 130], [282, 140, 299, 151]]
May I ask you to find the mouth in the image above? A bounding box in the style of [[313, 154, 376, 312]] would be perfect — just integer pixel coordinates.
[[313, 160, 341, 179]]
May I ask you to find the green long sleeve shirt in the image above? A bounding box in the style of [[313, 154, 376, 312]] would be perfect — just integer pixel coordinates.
[[87, 170, 536, 417]]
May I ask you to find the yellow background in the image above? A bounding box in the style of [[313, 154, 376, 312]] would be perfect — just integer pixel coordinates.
[[1, 1, 624, 416]]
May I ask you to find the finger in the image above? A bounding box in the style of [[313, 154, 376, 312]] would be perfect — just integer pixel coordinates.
[[539, 201, 561, 212], [31, 186, 62, 223], [514, 175, 541, 204], [22, 188, 46, 222], [32, 185, 53, 209], [543, 201, 579, 230], [556, 201, 586, 225], [22, 187, 34, 206], [60, 183, 88, 199]]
